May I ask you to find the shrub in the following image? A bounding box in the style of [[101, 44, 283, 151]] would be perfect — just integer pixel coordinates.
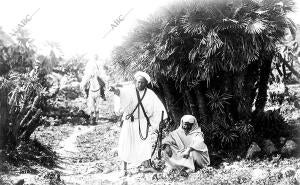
[[251, 110, 290, 140], [206, 90, 254, 153]]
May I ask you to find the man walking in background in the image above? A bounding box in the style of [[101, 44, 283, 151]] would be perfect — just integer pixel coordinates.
[[81, 55, 106, 124]]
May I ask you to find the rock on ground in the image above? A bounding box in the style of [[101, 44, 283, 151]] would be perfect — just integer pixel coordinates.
[[246, 142, 261, 159], [281, 140, 297, 156], [262, 139, 277, 155], [281, 166, 296, 178], [295, 169, 300, 184]]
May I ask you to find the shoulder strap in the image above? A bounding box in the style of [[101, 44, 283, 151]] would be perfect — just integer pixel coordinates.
[[129, 88, 147, 116], [136, 88, 151, 140], [136, 88, 151, 126]]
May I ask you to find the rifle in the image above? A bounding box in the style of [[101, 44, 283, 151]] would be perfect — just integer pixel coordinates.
[[157, 111, 164, 160], [84, 81, 90, 98]]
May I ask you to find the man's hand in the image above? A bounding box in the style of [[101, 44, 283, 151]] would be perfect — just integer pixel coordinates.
[[182, 147, 193, 159], [182, 151, 189, 159], [108, 86, 115, 92], [163, 144, 172, 157], [109, 86, 120, 96]]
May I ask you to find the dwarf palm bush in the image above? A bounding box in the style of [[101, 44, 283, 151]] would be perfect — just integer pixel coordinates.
[[206, 90, 254, 151], [0, 30, 59, 151], [109, 0, 295, 152]]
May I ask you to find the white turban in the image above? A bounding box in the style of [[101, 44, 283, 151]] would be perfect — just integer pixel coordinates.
[[134, 71, 151, 84]]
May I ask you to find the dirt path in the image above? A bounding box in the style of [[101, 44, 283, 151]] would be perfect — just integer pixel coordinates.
[[54, 124, 129, 185], [55, 125, 95, 175]]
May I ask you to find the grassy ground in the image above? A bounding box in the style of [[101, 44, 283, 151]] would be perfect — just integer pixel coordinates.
[[1, 84, 300, 184], [2, 122, 300, 185], [61, 122, 300, 185]]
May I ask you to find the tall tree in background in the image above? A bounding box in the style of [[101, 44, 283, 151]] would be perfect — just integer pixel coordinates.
[[109, 0, 295, 151]]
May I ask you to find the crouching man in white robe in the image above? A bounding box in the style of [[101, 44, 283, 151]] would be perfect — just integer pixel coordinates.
[[162, 115, 210, 175], [110, 71, 168, 176]]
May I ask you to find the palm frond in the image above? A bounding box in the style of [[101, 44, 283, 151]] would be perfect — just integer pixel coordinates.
[[245, 19, 266, 34], [180, 11, 207, 35]]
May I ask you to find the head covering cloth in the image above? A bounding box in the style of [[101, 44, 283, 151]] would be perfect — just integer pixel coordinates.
[[180, 115, 202, 135], [134, 71, 151, 84]]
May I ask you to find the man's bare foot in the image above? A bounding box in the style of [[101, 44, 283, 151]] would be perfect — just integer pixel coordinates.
[[179, 167, 190, 177], [120, 170, 128, 177], [91, 117, 96, 125], [141, 167, 158, 173]]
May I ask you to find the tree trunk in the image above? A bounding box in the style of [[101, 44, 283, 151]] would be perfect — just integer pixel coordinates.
[[245, 62, 260, 109], [158, 77, 183, 128], [195, 89, 207, 124], [241, 62, 260, 117], [20, 109, 42, 141], [185, 90, 199, 118], [282, 63, 287, 80], [0, 87, 9, 149], [194, 88, 209, 132], [255, 54, 273, 113], [19, 96, 40, 128], [232, 65, 259, 120], [281, 56, 300, 82]]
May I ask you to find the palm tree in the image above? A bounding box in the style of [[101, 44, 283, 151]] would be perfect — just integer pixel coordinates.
[[109, 0, 295, 150]]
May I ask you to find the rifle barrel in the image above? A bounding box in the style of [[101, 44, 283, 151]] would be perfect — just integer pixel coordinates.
[[158, 111, 164, 159]]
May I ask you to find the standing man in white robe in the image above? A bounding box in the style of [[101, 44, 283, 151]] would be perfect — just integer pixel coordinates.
[[110, 71, 168, 176]]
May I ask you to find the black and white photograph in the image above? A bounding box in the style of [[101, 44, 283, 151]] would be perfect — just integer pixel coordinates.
[[0, 0, 300, 184]]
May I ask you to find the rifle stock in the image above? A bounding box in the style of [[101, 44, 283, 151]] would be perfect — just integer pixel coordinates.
[[158, 111, 164, 159]]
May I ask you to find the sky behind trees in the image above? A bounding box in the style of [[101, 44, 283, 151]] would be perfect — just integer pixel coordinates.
[[0, 0, 299, 59]]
